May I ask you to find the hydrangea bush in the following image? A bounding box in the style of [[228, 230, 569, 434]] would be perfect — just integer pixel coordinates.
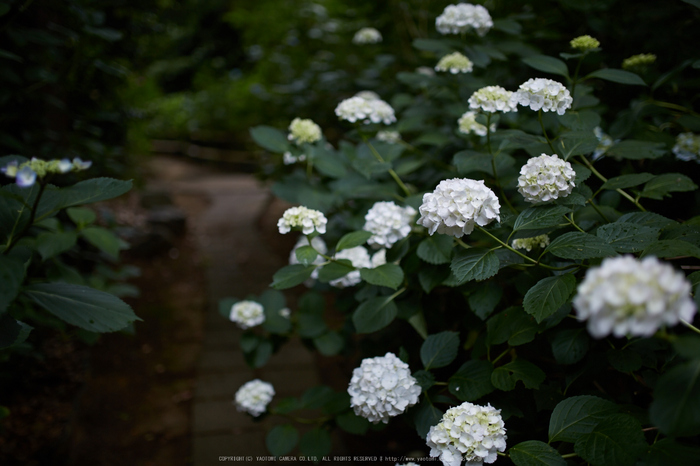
[[229, 2, 700, 464]]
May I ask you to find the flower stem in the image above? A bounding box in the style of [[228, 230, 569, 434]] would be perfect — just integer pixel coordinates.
[[486, 113, 517, 214], [361, 134, 412, 198], [538, 110, 557, 154], [577, 155, 646, 211], [681, 319, 700, 335], [565, 213, 586, 233], [4, 181, 46, 255]]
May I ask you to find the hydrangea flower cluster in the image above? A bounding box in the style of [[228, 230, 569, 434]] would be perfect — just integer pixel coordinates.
[[573, 256, 696, 338], [2, 157, 92, 187], [622, 53, 656, 70], [277, 206, 327, 235], [468, 86, 518, 113], [335, 95, 396, 125], [672, 132, 700, 162], [376, 130, 402, 144], [436, 3, 493, 37], [363, 201, 417, 248], [347, 352, 421, 424], [234, 379, 275, 417], [330, 246, 386, 288], [426, 402, 507, 466], [517, 153, 576, 204], [229, 300, 265, 329], [417, 178, 500, 237], [512, 78, 573, 115], [512, 234, 550, 252], [288, 117, 322, 145], [352, 27, 382, 44], [458, 111, 493, 137], [435, 52, 473, 74], [592, 127, 615, 161], [289, 235, 328, 281], [570, 35, 600, 51]]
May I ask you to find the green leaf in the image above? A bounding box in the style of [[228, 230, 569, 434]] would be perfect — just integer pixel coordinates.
[[0, 256, 25, 313], [545, 232, 617, 259], [250, 125, 289, 153], [310, 144, 348, 178], [412, 38, 454, 54], [417, 235, 453, 264], [491, 359, 545, 391], [640, 173, 698, 200], [513, 205, 571, 231], [54, 178, 133, 211], [413, 370, 436, 391], [523, 274, 576, 323], [0, 314, 33, 349], [421, 331, 460, 370], [260, 291, 291, 335], [453, 150, 516, 176], [244, 338, 273, 368], [313, 331, 344, 356], [606, 140, 666, 160], [336, 230, 372, 252], [448, 360, 495, 401], [486, 307, 538, 346], [601, 173, 656, 190], [556, 131, 599, 159], [641, 240, 700, 259], [549, 395, 619, 443], [418, 265, 450, 293], [586, 68, 646, 86], [298, 293, 327, 338], [595, 223, 659, 253], [295, 245, 318, 266], [649, 359, 700, 437], [510, 440, 567, 466], [617, 212, 677, 229], [673, 334, 700, 360], [638, 438, 700, 466], [606, 349, 642, 373], [523, 54, 569, 78], [317, 259, 354, 282], [336, 410, 370, 435], [271, 264, 316, 289], [574, 414, 647, 466], [414, 399, 444, 439], [551, 329, 589, 365], [66, 207, 96, 226], [81, 227, 121, 258], [299, 427, 332, 459], [266, 424, 299, 456], [34, 231, 78, 261], [24, 283, 140, 333], [360, 264, 404, 289], [557, 111, 601, 131], [450, 248, 499, 284], [468, 280, 503, 320], [352, 295, 397, 334]]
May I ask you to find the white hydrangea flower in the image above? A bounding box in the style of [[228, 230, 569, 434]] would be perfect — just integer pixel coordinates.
[[288, 118, 322, 145], [512, 234, 550, 252], [363, 201, 417, 248], [458, 111, 495, 136], [427, 401, 507, 466], [277, 206, 327, 235], [234, 379, 275, 417], [436, 3, 493, 37], [573, 256, 696, 339], [229, 300, 265, 329], [282, 151, 307, 165], [512, 78, 573, 115], [289, 235, 328, 281], [355, 90, 380, 101], [416, 66, 436, 77], [673, 132, 700, 163], [330, 246, 386, 288], [592, 127, 615, 161], [517, 153, 576, 204], [335, 96, 396, 125], [435, 52, 473, 74], [377, 130, 402, 144], [468, 86, 518, 113], [279, 307, 291, 318], [348, 352, 421, 424], [353, 27, 382, 44], [417, 178, 500, 237]]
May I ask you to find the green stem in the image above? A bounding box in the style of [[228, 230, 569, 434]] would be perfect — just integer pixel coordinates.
[[565, 213, 586, 233], [4, 181, 46, 255], [681, 319, 700, 335], [455, 237, 471, 250], [486, 113, 517, 214], [577, 156, 646, 211], [361, 134, 412, 198], [477, 225, 537, 264], [561, 453, 578, 459], [538, 110, 557, 154], [570, 56, 584, 103], [492, 348, 511, 365]]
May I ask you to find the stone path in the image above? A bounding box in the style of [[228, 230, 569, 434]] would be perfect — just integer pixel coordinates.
[[145, 155, 324, 465]]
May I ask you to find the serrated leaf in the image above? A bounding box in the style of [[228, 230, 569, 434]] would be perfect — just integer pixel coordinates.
[[557, 131, 599, 159], [336, 230, 372, 251], [616, 212, 677, 229], [523, 54, 569, 77], [24, 283, 140, 333], [574, 414, 647, 466], [601, 173, 656, 190], [250, 125, 289, 153], [551, 329, 589, 365], [491, 359, 545, 391], [606, 140, 666, 160], [523, 274, 576, 323], [421, 331, 459, 370], [352, 295, 397, 334], [641, 173, 697, 199], [448, 360, 494, 401], [641, 240, 700, 259], [317, 259, 354, 282], [360, 264, 404, 289], [513, 205, 571, 231], [586, 68, 646, 86], [545, 232, 617, 259], [649, 359, 700, 437], [266, 424, 299, 456], [271, 264, 316, 289], [53, 178, 133, 211], [468, 281, 503, 320], [417, 235, 453, 264], [510, 440, 567, 466], [450, 248, 499, 284], [549, 395, 619, 443], [595, 222, 659, 253]]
